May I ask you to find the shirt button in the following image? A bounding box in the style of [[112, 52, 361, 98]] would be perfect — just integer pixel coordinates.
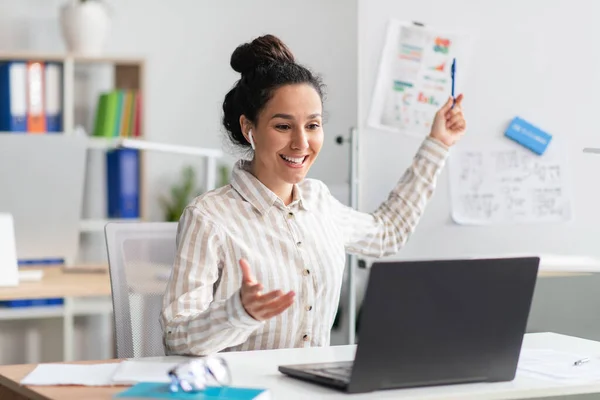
[[303, 334, 310, 342], [306, 305, 312, 311], [303, 269, 310, 276], [288, 212, 294, 218], [296, 241, 302, 246]]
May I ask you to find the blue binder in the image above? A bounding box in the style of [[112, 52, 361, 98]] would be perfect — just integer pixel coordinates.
[[106, 148, 140, 218], [0, 61, 27, 132], [45, 62, 63, 133]]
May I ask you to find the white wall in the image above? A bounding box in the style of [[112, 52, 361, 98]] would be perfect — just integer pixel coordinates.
[[0, 0, 357, 363]]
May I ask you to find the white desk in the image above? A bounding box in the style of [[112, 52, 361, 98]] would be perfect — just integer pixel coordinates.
[[1, 332, 599, 399], [213, 332, 600, 399]]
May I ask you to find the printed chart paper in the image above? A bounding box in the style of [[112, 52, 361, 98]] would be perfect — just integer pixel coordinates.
[[449, 142, 571, 225], [368, 20, 469, 137]]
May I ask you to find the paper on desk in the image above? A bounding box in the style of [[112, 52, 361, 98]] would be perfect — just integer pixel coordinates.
[[518, 349, 600, 383], [20, 363, 121, 386], [111, 360, 180, 384]]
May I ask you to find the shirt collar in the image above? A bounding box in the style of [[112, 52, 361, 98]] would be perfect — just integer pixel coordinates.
[[230, 160, 309, 214]]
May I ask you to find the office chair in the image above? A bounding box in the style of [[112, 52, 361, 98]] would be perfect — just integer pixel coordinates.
[[105, 221, 178, 358]]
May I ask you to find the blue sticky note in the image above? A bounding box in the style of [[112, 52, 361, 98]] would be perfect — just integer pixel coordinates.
[[114, 382, 269, 399], [504, 117, 552, 155]]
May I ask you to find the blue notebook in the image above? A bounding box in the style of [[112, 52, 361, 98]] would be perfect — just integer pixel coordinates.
[[114, 383, 270, 400]]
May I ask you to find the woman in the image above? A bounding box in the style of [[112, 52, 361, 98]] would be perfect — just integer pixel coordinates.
[[161, 34, 466, 356]]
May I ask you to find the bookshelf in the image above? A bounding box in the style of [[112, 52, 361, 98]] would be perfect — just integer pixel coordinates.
[[0, 51, 147, 259], [0, 52, 225, 364]]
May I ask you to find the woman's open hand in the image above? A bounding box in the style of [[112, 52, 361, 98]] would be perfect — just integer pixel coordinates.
[[238, 259, 295, 321]]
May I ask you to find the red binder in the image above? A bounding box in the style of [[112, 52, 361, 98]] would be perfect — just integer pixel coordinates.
[[26, 61, 47, 133]]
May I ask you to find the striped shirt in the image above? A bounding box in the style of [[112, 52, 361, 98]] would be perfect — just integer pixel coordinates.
[[160, 136, 449, 356]]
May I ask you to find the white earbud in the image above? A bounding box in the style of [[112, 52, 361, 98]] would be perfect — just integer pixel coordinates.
[[248, 129, 256, 150]]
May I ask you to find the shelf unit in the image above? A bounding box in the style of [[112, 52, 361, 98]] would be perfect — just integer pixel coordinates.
[[0, 52, 147, 262], [0, 52, 144, 362], [0, 52, 226, 364]]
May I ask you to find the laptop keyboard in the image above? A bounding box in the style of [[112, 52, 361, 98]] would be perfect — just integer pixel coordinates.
[[309, 362, 353, 382]]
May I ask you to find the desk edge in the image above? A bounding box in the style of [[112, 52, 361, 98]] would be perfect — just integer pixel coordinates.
[[0, 370, 51, 400]]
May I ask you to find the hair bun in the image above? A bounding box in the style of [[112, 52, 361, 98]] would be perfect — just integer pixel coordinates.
[[230, 34, 295, 75]]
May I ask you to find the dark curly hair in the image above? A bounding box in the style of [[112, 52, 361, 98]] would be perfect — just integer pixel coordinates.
[[222, 34, 326, 149]]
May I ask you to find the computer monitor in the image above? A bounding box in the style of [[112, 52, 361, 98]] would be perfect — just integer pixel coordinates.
[[0, 135, 87, 263]]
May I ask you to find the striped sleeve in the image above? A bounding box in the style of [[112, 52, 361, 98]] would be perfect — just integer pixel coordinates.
[[160, 206, 263, 356], [330, 136, 450, 258]]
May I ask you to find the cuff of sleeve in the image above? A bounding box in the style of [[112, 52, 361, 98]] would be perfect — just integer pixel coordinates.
[[418, 136, 450, 166], [226, 289, 264, 329]]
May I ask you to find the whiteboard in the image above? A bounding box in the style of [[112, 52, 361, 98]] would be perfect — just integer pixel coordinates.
[[358, 0, 600, 260]]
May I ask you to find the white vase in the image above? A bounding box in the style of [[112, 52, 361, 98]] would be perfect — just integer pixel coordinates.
[[59, 0, 110, 56]]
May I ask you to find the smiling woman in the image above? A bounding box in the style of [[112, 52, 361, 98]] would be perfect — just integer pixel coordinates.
[[160, 34, 467, 357], [240, 84, 324, 203], [222, 34, 326, 205]]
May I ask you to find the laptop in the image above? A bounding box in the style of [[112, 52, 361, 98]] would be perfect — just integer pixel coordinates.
[[278, 257, 540, 394]]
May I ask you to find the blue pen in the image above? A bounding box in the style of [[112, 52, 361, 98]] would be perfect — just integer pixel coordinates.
[[450, 58, 456, 108]]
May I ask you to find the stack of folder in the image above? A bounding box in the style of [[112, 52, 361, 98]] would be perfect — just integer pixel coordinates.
[[93, 89, 142, 138], [0, 60, 62, 133], [92, 90, 143, 219]]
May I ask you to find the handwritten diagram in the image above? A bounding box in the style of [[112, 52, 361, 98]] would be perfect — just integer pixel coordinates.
[[448, 143, 571, 225]]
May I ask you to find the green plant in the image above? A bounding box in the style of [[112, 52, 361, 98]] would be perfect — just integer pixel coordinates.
[[159, 163, 232, 222], [159, 166, 203, 222]]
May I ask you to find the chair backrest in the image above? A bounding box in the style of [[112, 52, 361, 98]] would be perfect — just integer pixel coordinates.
[[105, 221, 178, 359]]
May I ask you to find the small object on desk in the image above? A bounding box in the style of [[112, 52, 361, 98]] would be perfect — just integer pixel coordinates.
[[20, 363, 121, 386], [574, 357, 590, 366], [168, 358, 231, 393], [18, 269, 44, 282], [518, 349, 600, 383], [114, 382, 270, 399], [504, 116, 552, 155]]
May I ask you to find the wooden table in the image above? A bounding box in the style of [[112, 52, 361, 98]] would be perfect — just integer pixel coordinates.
[[0, 266, 111, 301], [0, 359, 121, 400]]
